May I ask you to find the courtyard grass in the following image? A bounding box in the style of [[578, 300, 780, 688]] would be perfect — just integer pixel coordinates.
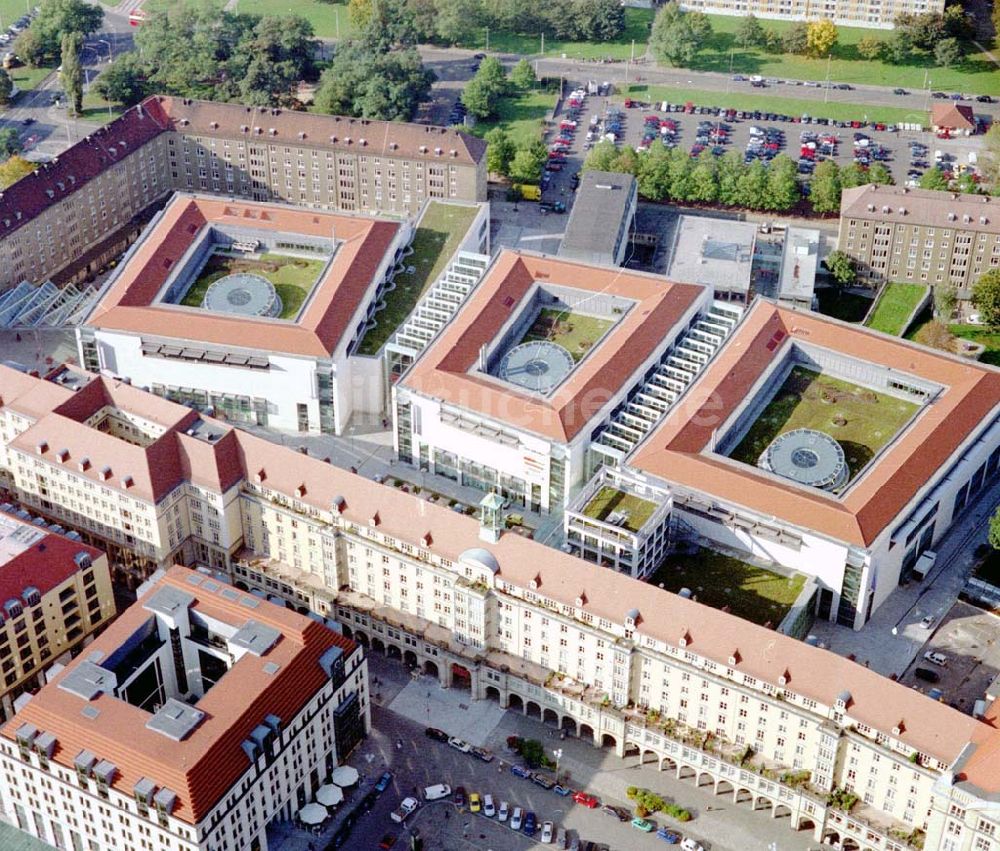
[[690, 13, 1000, 94], [357, 201, 479, 355], [470, 87, 558, 148], [729, 365, 920, 480], [945, 324, 1000, 367], [235, 0, 357, 40], [815, 287, 873, 324], [180, 252, 325, 320], [519, 308, 614, 362], [581, 486, 656, 532], [625, 83, 924, 127], [650, 548, 805, 626], [864, 284, 927, 336]]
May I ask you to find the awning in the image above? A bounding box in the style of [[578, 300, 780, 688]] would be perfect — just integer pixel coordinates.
[[316, 784, 344, 807], [297, 803, 328, 826], [331, 765, 360, 787]]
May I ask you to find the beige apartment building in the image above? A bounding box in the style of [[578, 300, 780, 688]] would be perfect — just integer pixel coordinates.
[[2, 363, 1000, 851], [0, 510, 113, 722], [679, 0, 941, 29], [0, 96, 487, 289], [839, 185, 1000, 296]]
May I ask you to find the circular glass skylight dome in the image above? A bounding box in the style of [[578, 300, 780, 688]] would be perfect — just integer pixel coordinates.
[[202, 273, 282, 318], [498, 340, 574, 394], [759, 428, 849, 491]]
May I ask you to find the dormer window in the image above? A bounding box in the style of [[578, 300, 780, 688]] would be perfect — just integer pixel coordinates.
[[678, 630, 691, 648]]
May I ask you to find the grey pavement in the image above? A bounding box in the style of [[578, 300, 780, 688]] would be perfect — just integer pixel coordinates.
[[809, 478, 1000, 678], [0, 329, 78, 370]]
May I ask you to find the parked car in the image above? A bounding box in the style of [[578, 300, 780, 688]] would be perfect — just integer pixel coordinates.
[[374, 772, 393, 793], [379, 834, 397, 849], [523, 811, 538, 836], [424, 727, 448, 742], [632, 817, 656, 832], [657, 827, 682, 843], [498, 800, 510, 822], [424, 784, 451, 801], [680, 839, 705, 851], [924, 651, 948, 667], [510, 807, 524, 831], [453, 786, 467, 808], [920, 615, 936, 629], [553, 784, 572, 797], [483, 794, 495, 817], [915, 667, 941, 683], [532, 773, 556, 790], [893, 88, 908, 95], [448, 736, 472, 753], [573, 791, 600, 808], [541, 821, 555, 843], [471, 747, 495, 763], [602, 804, 630, 821], [469, 792, 481, 813], [511, 764, 532, 779]]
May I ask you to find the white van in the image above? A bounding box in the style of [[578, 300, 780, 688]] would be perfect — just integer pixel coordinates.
[[924, 651, 948, 667], [424, 783, 451, 801]]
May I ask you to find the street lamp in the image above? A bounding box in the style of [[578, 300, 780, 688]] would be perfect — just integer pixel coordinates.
[[552, 748, 563, 780], [96, 38, 113, 64]]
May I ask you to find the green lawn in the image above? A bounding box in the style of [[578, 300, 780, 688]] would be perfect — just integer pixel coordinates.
[[79, 89, 124, 124], [690, 13, 1000, 95], [235, 0, 356, 39], [180, 252, 325, 320], [864, 284, 927, 336], [625, 83, 923, 126], [470, 88, 557, 148], [456, 8, 654, 60], [8, 64, 54, 98], [815, 287, 873, 324], [729, 365, 920, 481], [945, 324, 1000, 366], [357, 201, 479, 355], [520, 308, 614, 362], [650, 548, 805, 626], [582, 486, 656, 532]]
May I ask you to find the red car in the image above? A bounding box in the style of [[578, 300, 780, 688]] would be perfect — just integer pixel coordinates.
[[573, 791, 600, 808]]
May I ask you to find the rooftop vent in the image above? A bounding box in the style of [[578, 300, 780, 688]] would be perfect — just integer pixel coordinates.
[[529, 574, 540, 590], [419, 145, 427, 153], [240, 124, 249, 133], [389, 142, 397, 150], [295, 483, 307, 497], [892, 721, 905, 736], [434, 147, 442, 156], [420, 532, 432, 547], [298, 131, 306, 140], [332, 495, 345, 515], [728, 650, 741, 666], [369, 512, 380, 527], [209, 121, 218, 129], [255, 468, 266, 483], [898, 207, 907, 215], [948, 212, 956, 221], [678, 630, 691, 648], [866, 203, 875, 212], [359, 138, 366, 146], [778, 669, 790, 686], [575, 592, 587, 607], [268, 128, 277, 136], [964, 214, 972, 223], [882, 205, 890, 213]]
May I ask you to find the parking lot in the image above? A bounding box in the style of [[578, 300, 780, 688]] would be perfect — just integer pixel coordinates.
[[898, 600, 1000, 713]]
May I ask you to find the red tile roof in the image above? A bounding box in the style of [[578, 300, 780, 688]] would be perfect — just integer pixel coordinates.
[[930, 102, 975, 130], [0, 512, 101, 602], [630, 301, 1000, 547], [402, 251, 706, 442], [85, 194, 401, 358], [2, 566, 356, 824]]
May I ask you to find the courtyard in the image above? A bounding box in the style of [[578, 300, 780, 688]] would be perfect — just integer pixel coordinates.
[[649, 548, 806, 627], [519, 309, 614, 363], [180, 251, 325, 320], [581, 486, 656, 532], [728, 366, 919, 481], [357, 202, 479, 355]]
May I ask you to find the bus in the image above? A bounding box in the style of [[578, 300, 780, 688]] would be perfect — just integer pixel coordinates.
[[128, 10, 147, 26]]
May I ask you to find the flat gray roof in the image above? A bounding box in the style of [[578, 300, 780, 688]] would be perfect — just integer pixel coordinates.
[[230, 619, 281, 657], [145, 698, 206, 741], [667, 216, 756, 294], [58, 661, 117, 701], [559, 171, 636, 263], [778, 227, 820, 302]]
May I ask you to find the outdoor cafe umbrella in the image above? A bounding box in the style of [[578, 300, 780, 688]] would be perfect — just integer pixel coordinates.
[[297, 803, 328, 826], [330, 765, 360, 787], [316, 784, 344, 807]]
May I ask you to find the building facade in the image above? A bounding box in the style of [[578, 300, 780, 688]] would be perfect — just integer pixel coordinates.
[[839, 185, 1000, 296], [677, 0, 942, 30], [0, 96, 487, 289], [0, 511, 114, 722], [0, 566, 368, 851]]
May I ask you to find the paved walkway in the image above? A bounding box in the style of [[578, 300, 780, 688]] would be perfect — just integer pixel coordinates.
[[388, 675, 507, 746], [810, 478, 1000, 677]]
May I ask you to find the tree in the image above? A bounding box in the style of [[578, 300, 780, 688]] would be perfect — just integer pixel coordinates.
[[357, 0, 422, 52], [856, 37, 883, 60], [510, 58, 535, 90], [806, 19, 838, 57], [688, 152, 718, 203], [735, 159, 769, 209], [60, 31, 83, 116], [584, 139, 618, 173], [611, 145, 640, 176], [824, 250, 856, 286], [314, 44, 433, 120], [839, 162, 868, 190], [943, 5, 972, 40], [972, 269, 1000, 330], [884, 30, 912, 64], [636, 144, 671, 200], [716, 150, 743, 206], [982, 123, 1000, 189], [867, 162, 893, 186], [508, 139, 546, 184], [666, 146, 693, 200], [0, 69, 12, 106], [990, 505, 1000, 550], [764, 154, 799, 210], [19, 0, 103, 65], [782, 22, 809, 55], [95, 53, 149, 107], [956, 172, 981, 196], [919, 167, 950, 191], [810, 159, 842, 214], [484, 127, 514, 176], [348, 0, 375, 28], [434, 0, 481, 44], [650, 2, 703, 68], [933, 283, 957, 320], [934, 38, 963, 68], [582, 0, 626, 41], [0, 128, 21, 158], [460, 56, 507, 118], [0, 155, 37, 188], [733, 13, 764, 48]]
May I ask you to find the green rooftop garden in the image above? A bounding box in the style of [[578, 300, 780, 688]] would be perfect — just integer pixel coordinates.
[[357, 202, 479, 356], [864, 284, 927, 336], [519, 308, 614, 362], [181, 252, 325, 320], [581, 486, 657, 532], [728, 366, 920, 481], [650, 549, 806, 627]]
